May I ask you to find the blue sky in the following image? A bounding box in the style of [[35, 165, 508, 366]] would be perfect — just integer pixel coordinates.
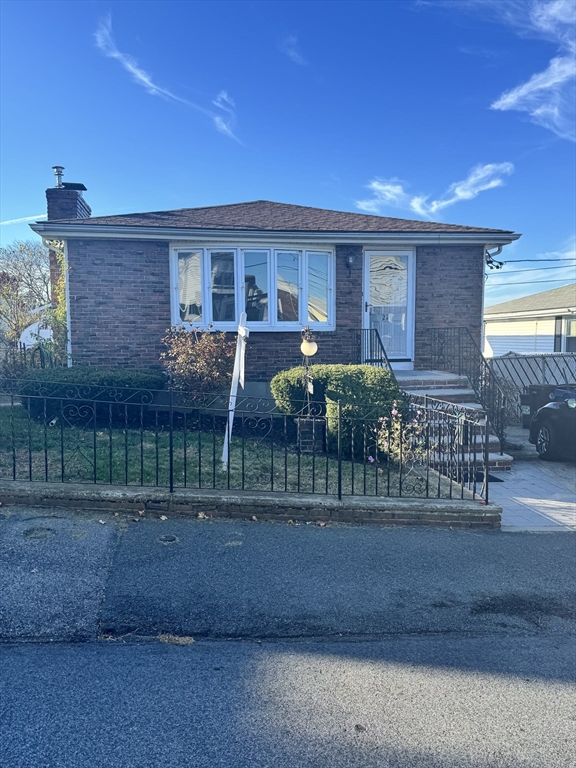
[[1, 0, 574, 306]]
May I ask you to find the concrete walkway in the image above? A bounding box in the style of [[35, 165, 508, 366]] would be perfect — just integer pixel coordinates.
[[490, 425, 576, 532]]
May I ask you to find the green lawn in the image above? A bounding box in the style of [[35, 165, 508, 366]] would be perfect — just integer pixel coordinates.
[[0, 404, 468, 499]]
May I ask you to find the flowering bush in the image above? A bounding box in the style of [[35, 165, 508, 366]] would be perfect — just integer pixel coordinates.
[[374, 402, 428, 465], [161, 327, 236, 392]]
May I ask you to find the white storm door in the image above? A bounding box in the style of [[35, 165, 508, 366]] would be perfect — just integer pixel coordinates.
[[363, 250, 415, 361]]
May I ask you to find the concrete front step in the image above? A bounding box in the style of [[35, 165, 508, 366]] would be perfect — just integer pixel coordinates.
[[403, 388, 478, 404], [396, 370, 511, 469], [394, 371, 469, 387], [400, 380, 469, 390]]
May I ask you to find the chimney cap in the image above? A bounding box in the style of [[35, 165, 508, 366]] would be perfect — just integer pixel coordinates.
[[62, 182, 87, 191], [52, 165, 65, 187]]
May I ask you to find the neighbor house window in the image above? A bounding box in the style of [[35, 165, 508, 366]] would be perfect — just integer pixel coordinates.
[[171, 246, 334, 331], [566, 318, 576, 353]]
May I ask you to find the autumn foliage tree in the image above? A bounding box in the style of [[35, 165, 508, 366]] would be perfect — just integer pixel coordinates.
[[0, 240, 50, 343]]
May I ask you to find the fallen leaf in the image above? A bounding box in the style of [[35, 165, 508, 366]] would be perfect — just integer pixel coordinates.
[[355, 724, 366, 733], [197, 512, 207, 519], [287, 520, 294, 525], [158, 633, 195, 646], [251, 515, 257, 522], [98, 519, 106, 525], [160, 515, 168, 521], [132, 518, 140, 522], [113, 512, 119, 517], [138, 510, 145, 516], [316, 520, 326, 527]]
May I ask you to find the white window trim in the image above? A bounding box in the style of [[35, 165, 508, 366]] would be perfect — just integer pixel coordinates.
[[170, 243, 336, 332]]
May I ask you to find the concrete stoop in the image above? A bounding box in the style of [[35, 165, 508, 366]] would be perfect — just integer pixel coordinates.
[[395, 370, 513, 472], [0, 481, 501, 529]]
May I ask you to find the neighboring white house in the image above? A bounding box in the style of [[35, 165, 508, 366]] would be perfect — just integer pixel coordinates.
[[484, 283, 576, 357], [18, 320, 52, 348]]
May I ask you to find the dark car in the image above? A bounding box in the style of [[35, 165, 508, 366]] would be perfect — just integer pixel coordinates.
[[529, 397, 576, 461]]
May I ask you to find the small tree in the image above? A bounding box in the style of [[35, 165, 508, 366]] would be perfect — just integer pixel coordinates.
[[0, 240, 51, 344], [161, 327, 236, 392]]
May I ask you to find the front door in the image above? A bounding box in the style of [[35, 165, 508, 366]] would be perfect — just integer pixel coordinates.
[[363, 250, 415, 364]]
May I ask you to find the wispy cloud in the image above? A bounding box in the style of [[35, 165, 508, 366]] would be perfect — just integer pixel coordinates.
[[0, 214, 47, 226], [212, 91, 240, 141], [95, 16, 240, 141], [491, 53, 575, 141], [95, 16, 190, 105], [356, 163, 514, 219], [279, 35, 307, 66], [458, 44, 500, 58], [448, 1, 576, 140]]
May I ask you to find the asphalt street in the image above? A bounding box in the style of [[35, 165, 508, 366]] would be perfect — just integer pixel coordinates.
[[1, 505, 575, 767]]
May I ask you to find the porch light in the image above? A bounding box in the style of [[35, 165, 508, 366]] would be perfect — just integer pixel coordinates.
[[300, 326, 318, 357], [346, 253, 355, 268]]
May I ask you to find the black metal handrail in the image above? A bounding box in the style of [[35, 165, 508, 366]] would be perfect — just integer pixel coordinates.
[[350, 328, 394, 374], [429, 327, 507, 448]]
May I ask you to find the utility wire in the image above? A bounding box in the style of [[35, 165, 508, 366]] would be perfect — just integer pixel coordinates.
[[503, 257, 575, 262], [486, 278, 576, 287], [492, 264, 576, 273]]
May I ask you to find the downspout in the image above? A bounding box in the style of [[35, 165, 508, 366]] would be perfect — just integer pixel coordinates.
[[482, 244, 504, 352]]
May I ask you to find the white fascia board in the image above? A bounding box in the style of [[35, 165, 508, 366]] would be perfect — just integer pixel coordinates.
[[484, 308, 576, 320], [29, 222, 520, 247]]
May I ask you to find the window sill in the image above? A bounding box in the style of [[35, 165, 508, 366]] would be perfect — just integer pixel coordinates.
[[178, 323, 336, 333]]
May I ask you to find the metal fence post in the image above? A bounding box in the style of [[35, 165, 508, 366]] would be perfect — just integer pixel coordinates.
[[484, 413, 490, 505], [337, 399, 342, 501], [169, 387, 174, 494]]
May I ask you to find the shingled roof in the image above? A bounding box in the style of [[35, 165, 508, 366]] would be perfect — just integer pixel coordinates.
[[485, 283, 576, 315], [45, 200, 514, 234]]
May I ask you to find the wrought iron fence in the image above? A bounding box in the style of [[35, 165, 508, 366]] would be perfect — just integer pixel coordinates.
[[0, 342, 62, 378], [0, 378, 489, 502], [429, 327, 507, 448]]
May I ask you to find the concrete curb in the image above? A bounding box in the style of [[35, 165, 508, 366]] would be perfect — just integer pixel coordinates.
[[0, 481, 501, 528]]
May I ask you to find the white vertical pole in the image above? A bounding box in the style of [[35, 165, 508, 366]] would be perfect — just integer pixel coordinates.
[[222, 312, 249, 468]]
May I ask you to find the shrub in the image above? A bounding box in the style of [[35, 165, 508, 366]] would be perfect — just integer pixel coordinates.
[[161, 327, 235, 393], [270, 364, 403, 457], [269, 364, 334, 415], [19, 366, 166, 422]]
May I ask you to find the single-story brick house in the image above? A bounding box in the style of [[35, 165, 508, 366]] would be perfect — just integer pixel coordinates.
[[30, 174, 520, 385]]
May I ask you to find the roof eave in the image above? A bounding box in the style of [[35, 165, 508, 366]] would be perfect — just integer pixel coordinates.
[[29, 222, 520, 246], [485, 307, 576, 320]]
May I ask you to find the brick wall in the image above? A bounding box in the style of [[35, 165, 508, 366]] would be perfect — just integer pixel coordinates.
[[46, 188, 92, 221], [66, 240, 364, 375], [64, 238, 485, 376], [414, 244, 484, 369], [46, 187, 92, 307], [66, 239, 172, 368]]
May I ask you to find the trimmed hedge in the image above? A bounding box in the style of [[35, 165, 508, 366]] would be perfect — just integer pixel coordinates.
[[270, 364, 403, 457], [19, 367, 166, 422]]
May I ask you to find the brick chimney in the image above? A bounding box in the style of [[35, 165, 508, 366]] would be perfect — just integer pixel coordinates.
[[46, 166, 92, 220]]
